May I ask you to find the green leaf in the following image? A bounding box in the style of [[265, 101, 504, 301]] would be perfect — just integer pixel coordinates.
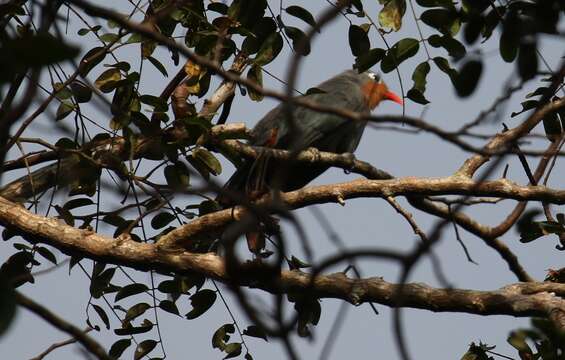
[[380, 38, 419, 73], [427, 34, 466, 59], [542, 111, 562, 142], [55, 101, 75, 121], [151, 212, 176, 230], [212, 323, 235, 350], [193, 148, 222, 176], [99, 33, 120, 43], [89, 267, 116, 298], [115, 283, 149, 302], [379, 0, 406, 31], [285, 6, 317, 28], [139, 95, 168, 111], [147, 56, 168, 77], [134, 339, 158, 360], [253, 32, 283, 66], [95, 68, 121, 93], [36, 246, 57, 264], [284, 26, 310, 56], [124, 303, 151, 323], [499, 30, 518, 63], [223, 343, 242, 359], [454, 60, 483, 97], [159, 300, 180, 315], [164, 162, 191, 190], [92, 304, 110, 330], [185, 289, 217, 319], [421, 8, 460, 36], [79, 47, 107, 77], [354, 48, 386, 73], [246, 65, 264, 101], [348, 24, 370, 57], [109, 339, 132, 358], [243, 325, 268, 341], [416, 0, 454, 7]]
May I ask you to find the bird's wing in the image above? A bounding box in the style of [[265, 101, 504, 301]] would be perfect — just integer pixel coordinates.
[[252, 89, 367, 150]]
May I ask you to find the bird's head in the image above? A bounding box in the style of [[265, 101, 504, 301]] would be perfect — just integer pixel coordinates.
[[360, 71, 403, 109]]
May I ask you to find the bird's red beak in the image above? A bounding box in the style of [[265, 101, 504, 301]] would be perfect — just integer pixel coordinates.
[[384, 90, 403, 105]]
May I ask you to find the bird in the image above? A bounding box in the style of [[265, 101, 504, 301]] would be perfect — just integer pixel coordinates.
[[219, 69, 403, 253]]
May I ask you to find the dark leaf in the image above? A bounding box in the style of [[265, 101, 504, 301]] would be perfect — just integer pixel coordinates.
[[0, 273, 16, 335], [208, 3, 228, 14], [379, 0, 406, 31], [243, 325, 268, 341], [89, 267, 116, 298], [134, 339, 158, 360], [114, 320, 153, 336], [518, 41, 538, 81], [1, 33, 79, 68], [499, 30, 518, 63], [415, 0, 454, 7], [348, 24, 370, 57], [421, 8, 460, 36], [95, 68, 121, 93], [284, 26, 310, 56], [164, 162, 191, 190], [147, 56, 168, 77], [151, 212, 176, 230], [63, 197, 95, 210], [253, 32, 283, 66], [79, 47, 107, 77], [70, 81, 92, 103], [185, 289, 217, 319], [285, 6, 317, 28], [108, 339, 131, 358], [36, 247, 57, 264], [54, 205, 75, 226], [381, 38, 419, 73], [542, 111, 562, 142], [410, 61, 431, 93], [100, 33, 120, 43], [511, 100, 538, 118], [354, 48, 386, 73], [92, 304, 110, 330], [212, 323, 235, 350], [157, 279, 181, 294], [159, 300, 180, 315], [115, 283, 149, 302], [432, 56, 457, 82], [454, 60, 483, 97], [139, 95, 168, 112], [427, 34, 466, 59]]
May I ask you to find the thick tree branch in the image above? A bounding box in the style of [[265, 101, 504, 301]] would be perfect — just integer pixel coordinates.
[[3, 196, 565, 324]]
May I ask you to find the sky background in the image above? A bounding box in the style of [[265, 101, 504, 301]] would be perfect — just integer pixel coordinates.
[[1, 1, 564, 359]]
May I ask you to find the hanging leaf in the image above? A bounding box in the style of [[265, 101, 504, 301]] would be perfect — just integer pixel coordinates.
[[36, 247, 57, 264], [253, 32, 283, 65], [246, 65, 264, 101], [164, 162, 191, 190], [115, 283, 149, 302], [285, 6, 317, 28], [212, 323, 235, 350], [542, 111, 562, 142], [159, 300, 180, 315], [354, 48, 386, 73], [109, 339, 132, 358], [380, 38, 419, 73], [284, 26, 310, 56], [151, 212, 176, 230], [114, 319, 153, 335], [454, 60, 483, 97], [427, 34, 466, 59], [69, 81, 92, 103], [243, 325, 268, 341], [92, 304, 110, 330], [0, 274, 16, 335], [432, 56, 457, 82], [378, 0, 406, 31], [94, 68, 121, 93], [407, 61, 431, 105], [134, 339, 158, 360], [348, 24, 370, 57], [499, 30, 518, 63], [185, 289, 217, 319], [78, 47, 107, 77], [124, 303, 151, 323], [193, 147, 222, 176], [147, 56, 168, 77], [421, 8, 460, 36], [224, 343, 242, 359], [55, 101, 75, 121], [518, 41, 538, 81]]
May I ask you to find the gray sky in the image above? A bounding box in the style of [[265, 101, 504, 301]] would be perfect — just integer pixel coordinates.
[[1, 1, 564, 359]]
